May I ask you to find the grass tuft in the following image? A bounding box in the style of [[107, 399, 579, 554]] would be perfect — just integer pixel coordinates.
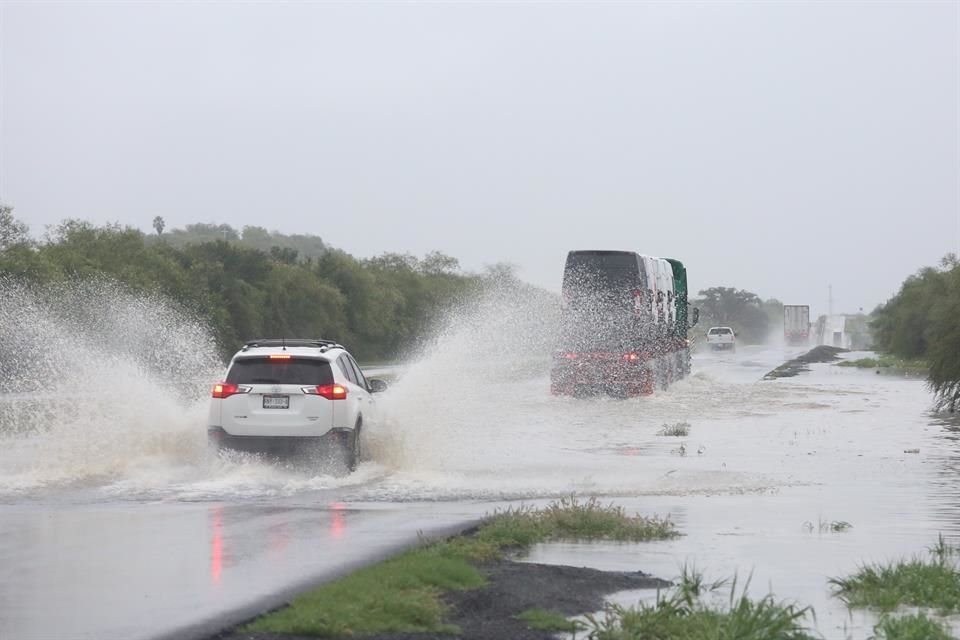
[[829, 537, 960, 613], [657, 421, 691, 436], [476, 496, 680, 546], [515, 608, 585, 633], [586, 567, 817, 640], [802, 518, 853, 533], [872, 612, 954, 640]]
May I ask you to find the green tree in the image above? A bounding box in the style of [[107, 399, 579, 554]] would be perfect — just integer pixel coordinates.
[[694, 287, 769, 343], [3, 217, 510, 363], [0, 204, 30, 250], [871, 267, 944, 359]]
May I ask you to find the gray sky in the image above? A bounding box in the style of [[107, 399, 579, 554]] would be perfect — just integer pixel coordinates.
[[1, 1, 957, 316]]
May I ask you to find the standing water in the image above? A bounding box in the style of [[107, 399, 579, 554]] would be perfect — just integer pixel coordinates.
[[2, 280, 960, 639]]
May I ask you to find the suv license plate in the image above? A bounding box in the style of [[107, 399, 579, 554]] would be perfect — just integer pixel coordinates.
[[262, 395, 289, 409]]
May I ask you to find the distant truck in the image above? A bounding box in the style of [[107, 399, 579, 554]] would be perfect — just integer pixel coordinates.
[[784, 305, 811, 346], [705, 326, 736, 351]]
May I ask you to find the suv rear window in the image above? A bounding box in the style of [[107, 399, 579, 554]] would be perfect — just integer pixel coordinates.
[[709, 328, 733, 335], [226, 358, 334, 385]]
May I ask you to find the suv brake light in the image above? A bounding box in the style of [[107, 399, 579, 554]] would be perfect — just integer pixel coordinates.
[[212, 383, 250, 399], [302, 384, 348, 400]]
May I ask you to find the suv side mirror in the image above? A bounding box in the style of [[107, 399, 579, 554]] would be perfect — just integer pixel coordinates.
[[368, 378, 388, 393]]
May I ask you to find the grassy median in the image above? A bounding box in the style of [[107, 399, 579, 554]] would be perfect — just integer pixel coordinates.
[[243, 497, 678, 637]]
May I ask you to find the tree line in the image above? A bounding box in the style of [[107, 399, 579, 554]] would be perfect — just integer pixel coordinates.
[[1, 205, 811, 364], [692, 286, 783, 344], [871, 255, 960, 410], [0, 207, 522, 362]]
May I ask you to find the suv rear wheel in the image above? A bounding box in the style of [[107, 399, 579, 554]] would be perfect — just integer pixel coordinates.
[[337, 423, 361, 473]]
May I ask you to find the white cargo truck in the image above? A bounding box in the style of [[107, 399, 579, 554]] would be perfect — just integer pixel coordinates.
[[784, 305, 810, 346]]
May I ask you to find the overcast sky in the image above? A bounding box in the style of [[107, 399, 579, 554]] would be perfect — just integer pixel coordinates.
[[1, 1, 957, 316]]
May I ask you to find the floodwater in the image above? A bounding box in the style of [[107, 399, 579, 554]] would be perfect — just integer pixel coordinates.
[[1, 282, 959, 638], [523, 352, 960, 639]]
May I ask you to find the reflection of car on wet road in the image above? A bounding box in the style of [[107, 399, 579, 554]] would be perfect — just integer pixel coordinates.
[[207, 339, 388, 471], [705, 326, 736, 351]]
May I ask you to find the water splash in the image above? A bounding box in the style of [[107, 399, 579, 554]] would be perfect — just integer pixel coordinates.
[[0, 277, 222, 494]]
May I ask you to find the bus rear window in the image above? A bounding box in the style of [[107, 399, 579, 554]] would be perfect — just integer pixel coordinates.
[[564, 252, 641, 291]]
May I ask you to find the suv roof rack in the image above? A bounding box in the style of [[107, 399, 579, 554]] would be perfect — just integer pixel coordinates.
[[241, 338, 343, 352]]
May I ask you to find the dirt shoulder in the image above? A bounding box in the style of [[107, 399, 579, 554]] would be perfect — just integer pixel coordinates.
[[764, 345, 848, 379], [218, 558, 667, 640]]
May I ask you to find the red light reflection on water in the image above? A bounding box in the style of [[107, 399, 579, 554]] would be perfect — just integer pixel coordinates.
[[330, 503, 346, 538], [210, 507, 223, 586]]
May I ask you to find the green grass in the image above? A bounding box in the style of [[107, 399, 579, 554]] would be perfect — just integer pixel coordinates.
[[658, 421, 691, 436], [244, 541, 484, 636], [829, 537, 960, 613], [515, 608, 585, 633], [872, 613, 954, 640], [245, 497, 678, 637], [477, 496, 680, 546], [586, 569, 817, 640], [836, 354, 928, 375]]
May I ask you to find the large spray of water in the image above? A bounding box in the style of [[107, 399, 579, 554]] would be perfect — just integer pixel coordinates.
[[0, 277, 222, 495], [0, 275, 794, 502]]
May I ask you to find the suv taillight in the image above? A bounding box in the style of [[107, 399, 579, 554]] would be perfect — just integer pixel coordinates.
[[212, 383, 250, 399], [302, 384, 347, 400]]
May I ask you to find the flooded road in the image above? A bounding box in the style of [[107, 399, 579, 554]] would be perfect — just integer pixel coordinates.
[[2, 339, 959, 639]]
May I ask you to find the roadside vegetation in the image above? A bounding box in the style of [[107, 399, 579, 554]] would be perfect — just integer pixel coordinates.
[[836, 354, 928, 376], [657, 421, 690, 436], [244, 497, 678, 637], [829, 537, 960, 614], [515, 608, 584, 633], [871, 254, 960, 409], [827, 538, 960, 639], [587, 569, 817, 640], [871, 613, 954, 640], [802, 518, 852, 533], [0, 207, 553, 362]]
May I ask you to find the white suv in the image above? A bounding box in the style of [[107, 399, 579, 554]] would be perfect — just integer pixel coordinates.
[[207, 339, 387, 471]]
